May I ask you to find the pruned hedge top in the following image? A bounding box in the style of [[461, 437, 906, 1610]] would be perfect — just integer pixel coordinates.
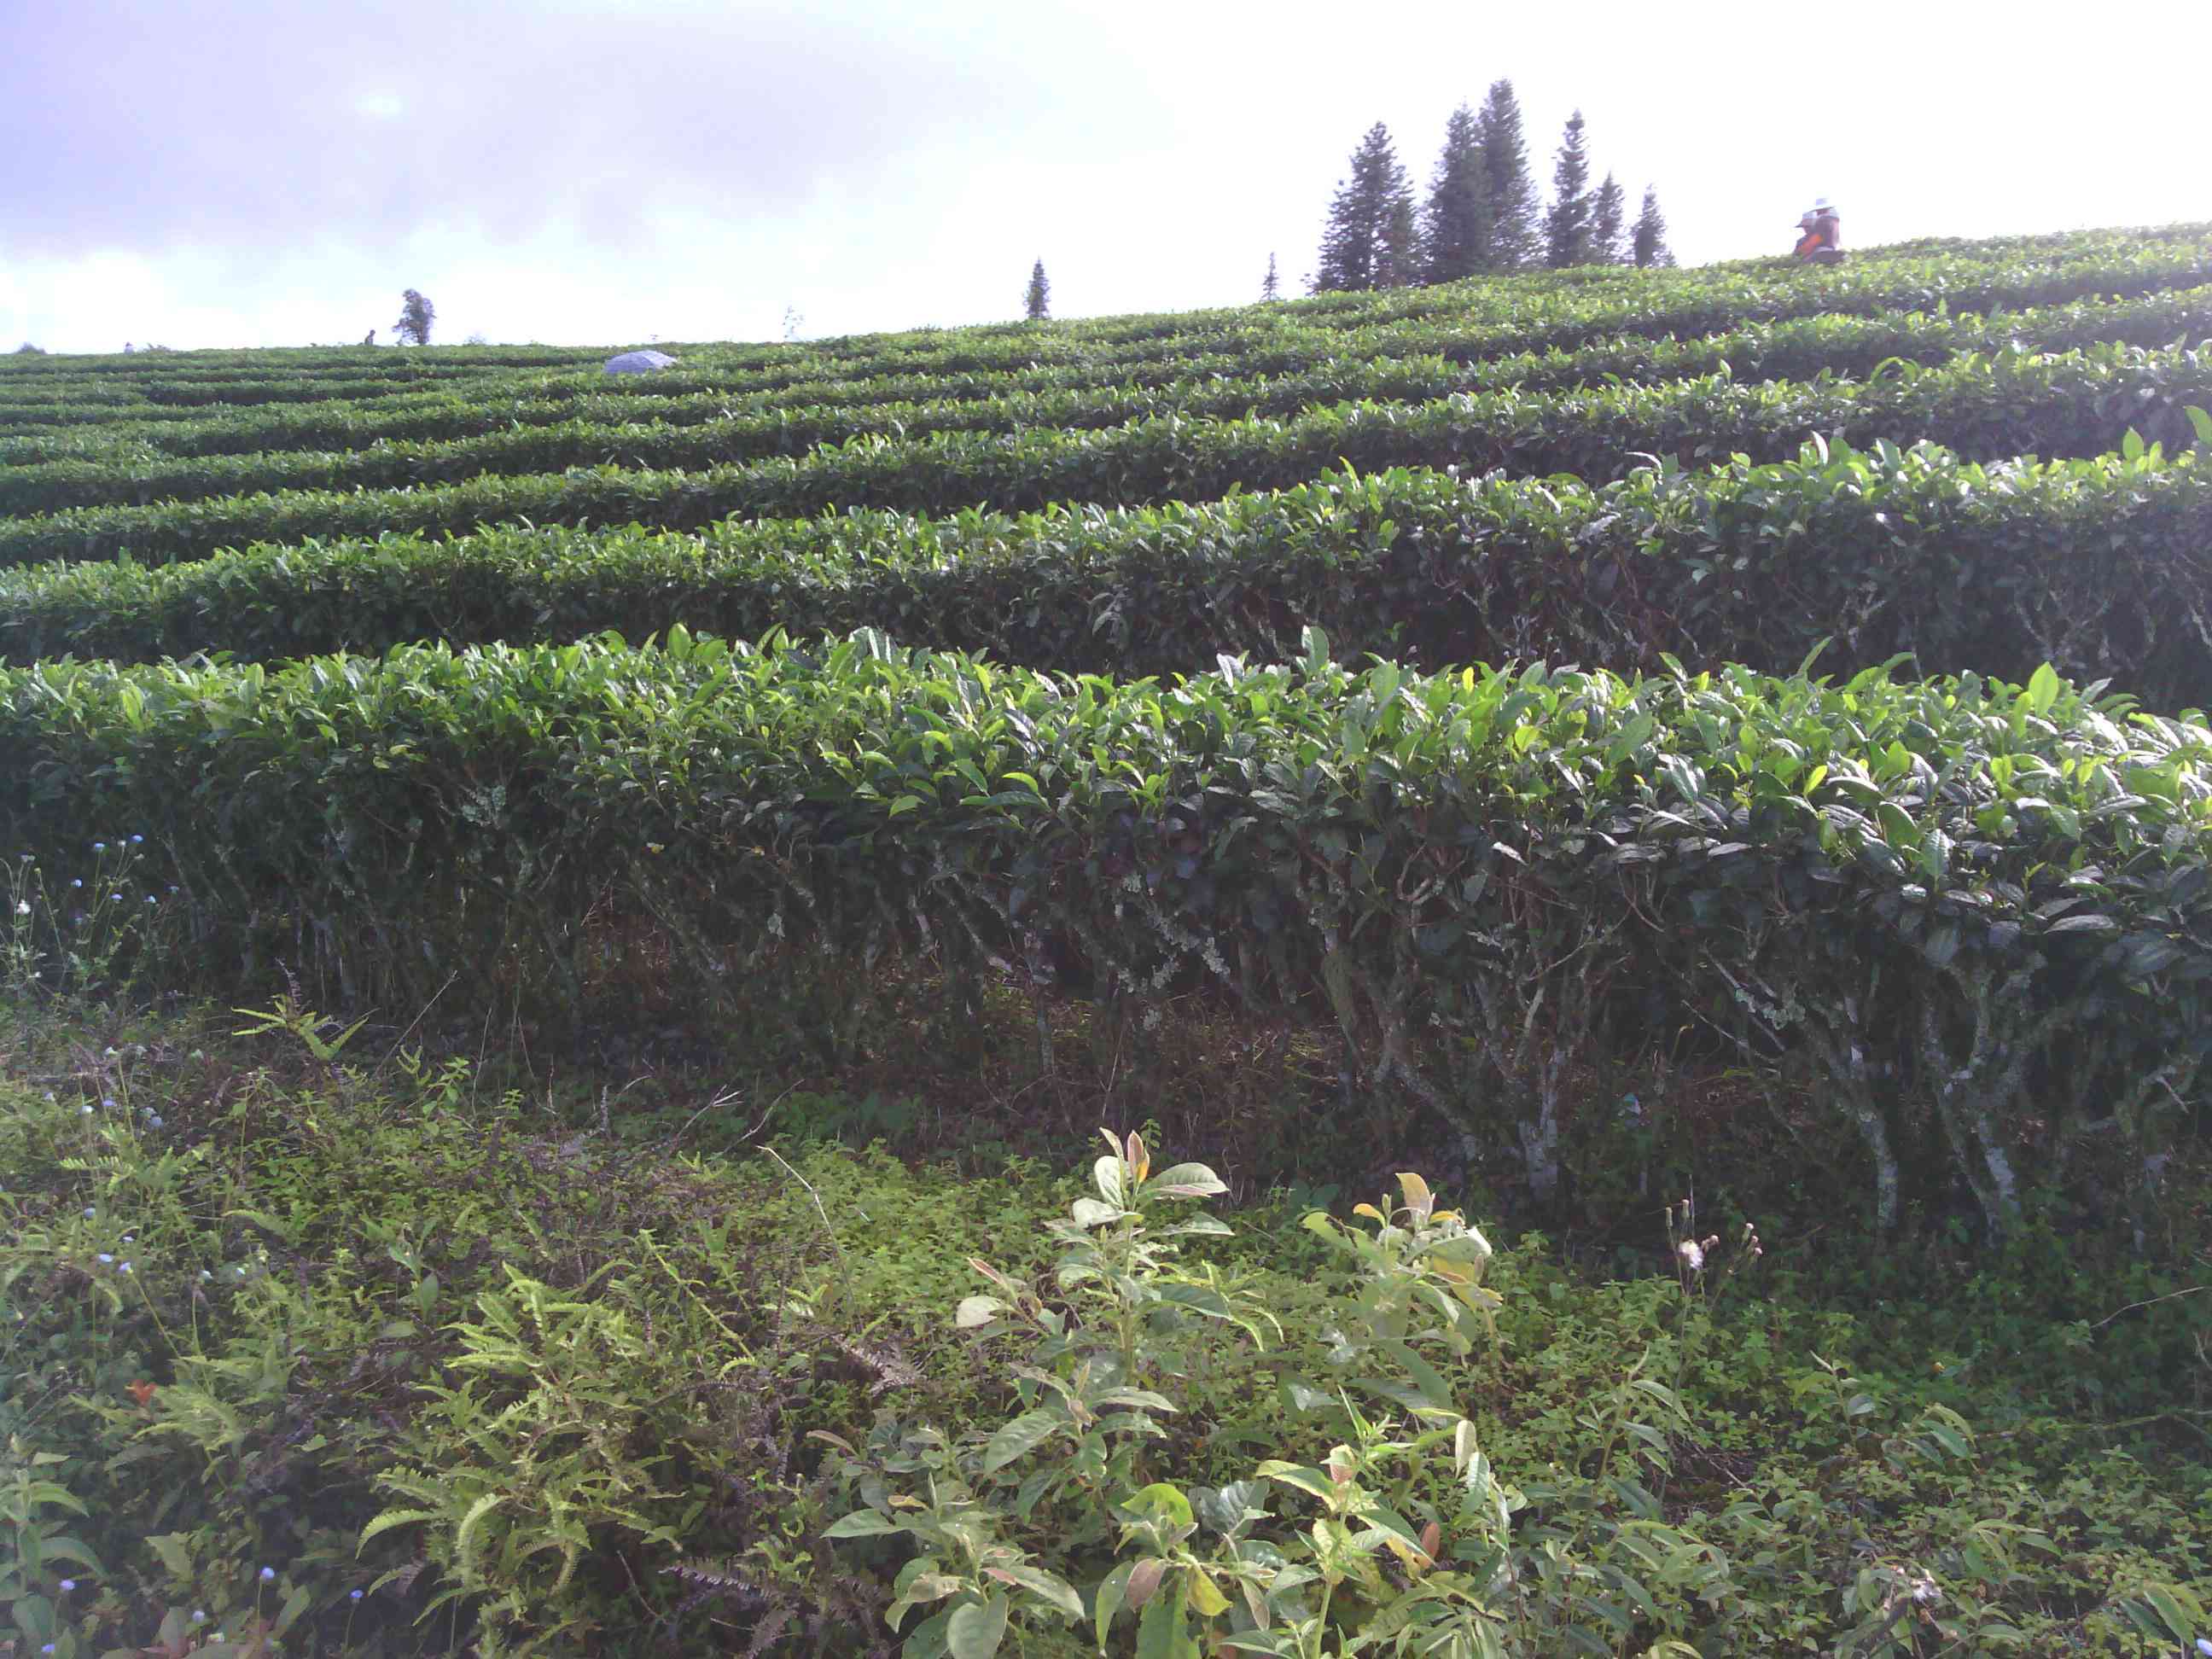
[[3, 340, 2207, 568], [7, 284, 2210, 512], [8, 439, 2209, 713], [6, 625, 2205, 934]]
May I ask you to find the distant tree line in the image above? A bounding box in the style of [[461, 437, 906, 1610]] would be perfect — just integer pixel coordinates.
[[1308, 79, 1672, 296], [1020, 88, 1671, 323]]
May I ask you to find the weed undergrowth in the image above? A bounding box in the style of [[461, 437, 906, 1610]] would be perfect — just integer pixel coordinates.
[[0, 992, 2205, 1656], [4, 838, 180, 1015]]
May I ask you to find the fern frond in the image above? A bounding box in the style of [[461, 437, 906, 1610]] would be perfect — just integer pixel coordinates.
[[665, 1554, 749, 1587]]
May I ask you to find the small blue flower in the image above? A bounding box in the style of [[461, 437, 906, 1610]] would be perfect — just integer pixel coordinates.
[[83, 1206, 96, 1217], [199, 1269, 212, 1280], [58, 1578, 75, 1591], [148, 1115, 165, 1128], [119, 1261, 133, 1274], [131, 834, 143, 843], [259, 1566, 276, 1582], [145, 894, 157, 904], [80, 1103, 93, 1115], [110, 892, 122, 901], [102, 1097, 116, 1109], [192, 1609, 207, 1623], [70, 878, 81, 888], [350, 1589, 364, 1601], [40, 1644, 55, 1656], [93, 841, 106, 851], [97, 1253, 114, 1264]]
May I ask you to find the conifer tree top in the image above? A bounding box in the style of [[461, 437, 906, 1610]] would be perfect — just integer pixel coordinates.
[[1313, 122, 1414, 294]]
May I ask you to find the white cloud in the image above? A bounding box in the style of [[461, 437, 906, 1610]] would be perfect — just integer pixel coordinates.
[[4, 0, 2205, 352]]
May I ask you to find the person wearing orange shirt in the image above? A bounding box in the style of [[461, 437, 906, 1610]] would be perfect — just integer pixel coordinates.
[[1794, 198, 1844, 263]]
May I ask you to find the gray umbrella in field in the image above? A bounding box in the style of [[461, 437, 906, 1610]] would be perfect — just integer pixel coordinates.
[[603, 349, 678, 375]]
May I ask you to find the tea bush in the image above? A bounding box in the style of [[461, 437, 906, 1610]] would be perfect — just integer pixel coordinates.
[[8, 284, 2211, 514], [9, 278, 2209, 474], [9, 338, 2212, 568], [8, 632, 2209, 1229], [10, 434, 2210, 713]]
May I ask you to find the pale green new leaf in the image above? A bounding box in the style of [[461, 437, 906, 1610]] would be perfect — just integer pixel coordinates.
[[1255, 1461, 1338, 1503], [956, 1295, 1006, 1329], [1095, 1557, 1135, 1650], [981, 1407, 1065, 1473], [984, 1561, 1085, 1619], [1136, 1572, 1194, 1659], [1092, 1155, 1126, 1206], [1139, 1162, 1227, 1199], [824, 1508, 906, 1537], [946, 1593, 1010, 1659]]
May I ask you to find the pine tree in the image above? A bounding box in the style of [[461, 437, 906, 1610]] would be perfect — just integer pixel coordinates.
[[1543, 111, 1592, 268], [1261, 252, 1280, 302], [1024, 259, 1051, 321], [393, 289, 435, 346], [1313, 122, 1414, 293], [1590, 172, 1627, 265], [1632, 185, 1675, 268], [1473, 79, 1539, 270], [1423, 101, 1494, 282], [1380, 193, 1422, 288]]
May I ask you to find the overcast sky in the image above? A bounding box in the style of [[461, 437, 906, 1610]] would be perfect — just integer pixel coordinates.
[[4, 0, 2206, 354]]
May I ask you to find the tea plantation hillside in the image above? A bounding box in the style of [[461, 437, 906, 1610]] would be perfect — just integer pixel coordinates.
[[3, 227, 2210, 1657]]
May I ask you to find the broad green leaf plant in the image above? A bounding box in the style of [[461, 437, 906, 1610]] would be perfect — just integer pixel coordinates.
[[824, 1137, 1725, 1657]]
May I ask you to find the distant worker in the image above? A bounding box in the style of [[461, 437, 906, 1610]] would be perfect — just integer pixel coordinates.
[[362, 329, 376, 346], [1793, 198, 1844, 265]]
